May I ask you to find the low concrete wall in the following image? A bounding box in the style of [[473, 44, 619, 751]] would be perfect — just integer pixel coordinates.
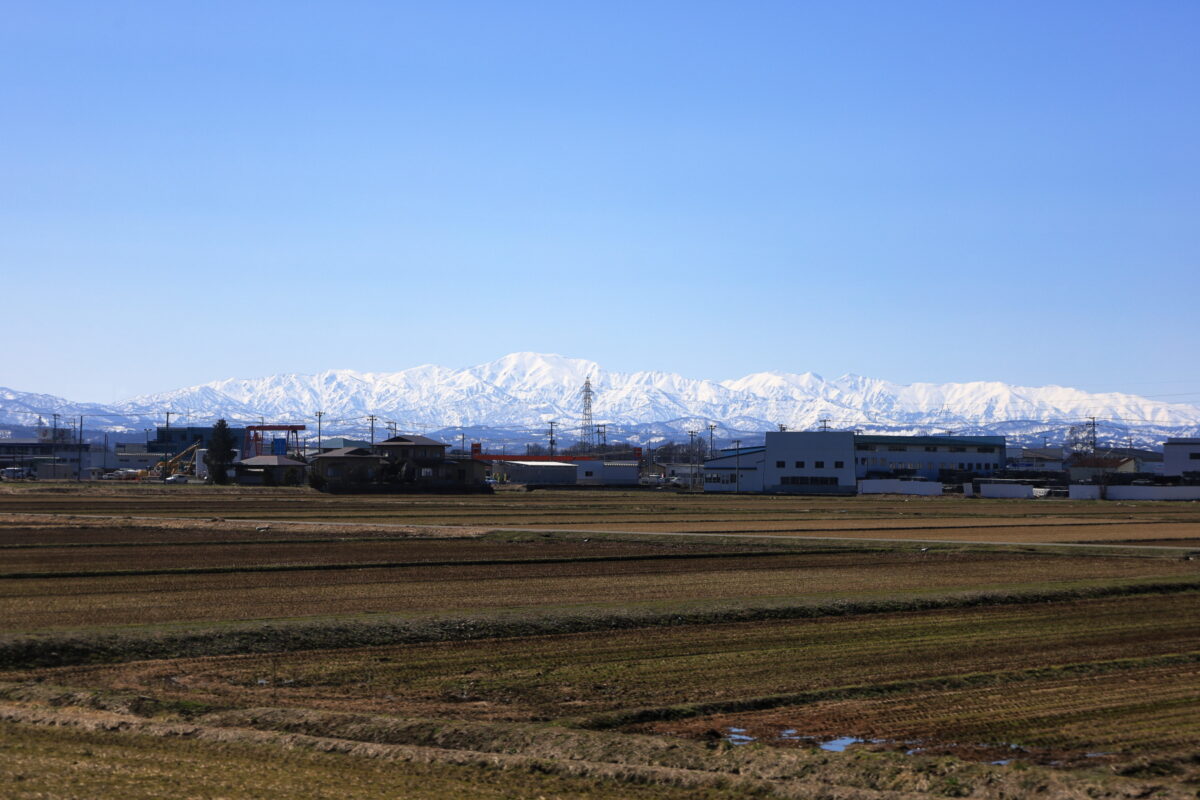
[[980, 483, 1035, 499], [858, 479, 942, 496], [1069, 485, 1102, 500], [1107, 485, 1200, 501]]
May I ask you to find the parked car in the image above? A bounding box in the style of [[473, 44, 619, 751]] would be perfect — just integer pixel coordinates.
[[164, 474, 189, 484]]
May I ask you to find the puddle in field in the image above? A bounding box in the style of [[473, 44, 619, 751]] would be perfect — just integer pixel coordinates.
[[725, 727, 756, 745], [718, 726, 1105, 767], [722, 728, 879, 751], [821, 736, 871, 752]]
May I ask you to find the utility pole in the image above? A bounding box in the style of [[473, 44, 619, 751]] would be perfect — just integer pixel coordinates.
[[548, 421, 557, 456], [733, 439, 742, 493], [778, 423, 788, 432], [165, 411, 174, 431], [818, 418, 831, 432], [51, 413, 60, 467], [708, 423, 716, 454], [1088, 417, 1097, 454], [367, 415, 377, 446], [687, 429, 699, 490], [315, 411, 324, 454], [77, 415, 83, 482], [385, 420, 397, 439], [597, 423, 606, 450]]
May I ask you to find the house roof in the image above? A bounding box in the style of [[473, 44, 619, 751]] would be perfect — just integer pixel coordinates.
[[312, 447, 378, 459], [378, 435, 448, 447], [239, 455, 306, 467]]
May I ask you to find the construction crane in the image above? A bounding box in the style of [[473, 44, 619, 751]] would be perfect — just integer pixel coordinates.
[[150, 441, 203, 479]]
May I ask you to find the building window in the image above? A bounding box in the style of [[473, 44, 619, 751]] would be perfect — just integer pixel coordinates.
[[1191, 453, 1200, 460], [888, 445, 906, 452], [776, 461, 785, 468], [815, 461, 824, 468], [856, 444, 873, 451], [977, 446, 995, 453], [584, 471, 593, 477], [794, 461, 804, 468], [924, 446, 937, 452], [958, 463, 965, 470], [781, 475, 838, 486], [949, 446, 965, 452], [834, 461, 844, 468]]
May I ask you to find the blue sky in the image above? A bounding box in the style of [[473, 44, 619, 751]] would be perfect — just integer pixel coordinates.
[[2, 1, 1197, 402]]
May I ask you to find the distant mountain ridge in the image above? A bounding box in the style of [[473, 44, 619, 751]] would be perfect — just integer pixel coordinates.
[[2, 353, 1198, 447]]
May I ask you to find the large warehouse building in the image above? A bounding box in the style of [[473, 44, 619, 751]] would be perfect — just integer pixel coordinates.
[[704, 431, 1006, 494]]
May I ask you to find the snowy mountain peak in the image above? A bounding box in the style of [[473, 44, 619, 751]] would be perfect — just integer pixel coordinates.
[[2, 353, 1198, 447]]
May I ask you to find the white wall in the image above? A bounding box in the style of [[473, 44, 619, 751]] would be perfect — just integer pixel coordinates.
[[763, 432, 856, 493], [1107, 485, 1200, 501], [858, 479, 943, 496], [576, 460, 639, 486], [980, 483, 1035, 499], [1069, 485, 1102, 500]]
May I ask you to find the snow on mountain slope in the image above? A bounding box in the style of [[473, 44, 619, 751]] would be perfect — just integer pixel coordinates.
[[3, 354, 1199, 444]]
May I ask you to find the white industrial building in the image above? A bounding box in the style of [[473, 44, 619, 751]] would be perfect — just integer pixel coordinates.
[[1163, 438, 1200, 477], [576, 460, 640, 486], [702, 446, 766, 492], [854, 434, 1005, 480], [493, 460, 578, 486], [703, 431, 1006, 494]]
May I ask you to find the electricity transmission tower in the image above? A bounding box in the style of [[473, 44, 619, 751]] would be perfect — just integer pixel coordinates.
[[580, 377, 596, 450]]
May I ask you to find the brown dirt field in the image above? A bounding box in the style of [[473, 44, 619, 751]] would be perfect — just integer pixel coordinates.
[[3, 549, 1197, 632], [0, 534, 771, 574], [642, 659, 1200, 764], [4, 485, 1200, 531], [14, 594, 1196, 725], [520, 519, 1200, 543], [1075, 538, 1200, 548]]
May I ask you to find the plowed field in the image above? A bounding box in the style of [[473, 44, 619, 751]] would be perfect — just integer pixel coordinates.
[[2, 485, 1199, 799], [4, 547, 1196, 631], [16, 593, 1194, 725]]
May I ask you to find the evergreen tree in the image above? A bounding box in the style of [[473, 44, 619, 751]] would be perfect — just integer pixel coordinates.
[[204, 419, 236, 485]]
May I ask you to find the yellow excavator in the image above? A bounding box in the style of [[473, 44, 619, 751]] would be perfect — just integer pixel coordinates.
[[149, 441, 202, 479]]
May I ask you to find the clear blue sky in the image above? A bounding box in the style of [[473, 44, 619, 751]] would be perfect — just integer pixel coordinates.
[[2, 1, 1197, 402]]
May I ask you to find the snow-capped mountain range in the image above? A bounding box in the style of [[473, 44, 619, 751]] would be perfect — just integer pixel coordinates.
[[3, 353, 1198, 448]]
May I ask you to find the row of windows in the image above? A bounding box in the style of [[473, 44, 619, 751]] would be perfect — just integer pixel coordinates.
[[775, 460, 844, 469], [859, 457, 996, 471], [857, 445, 996, 453], [780, 475, 840, 486]]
